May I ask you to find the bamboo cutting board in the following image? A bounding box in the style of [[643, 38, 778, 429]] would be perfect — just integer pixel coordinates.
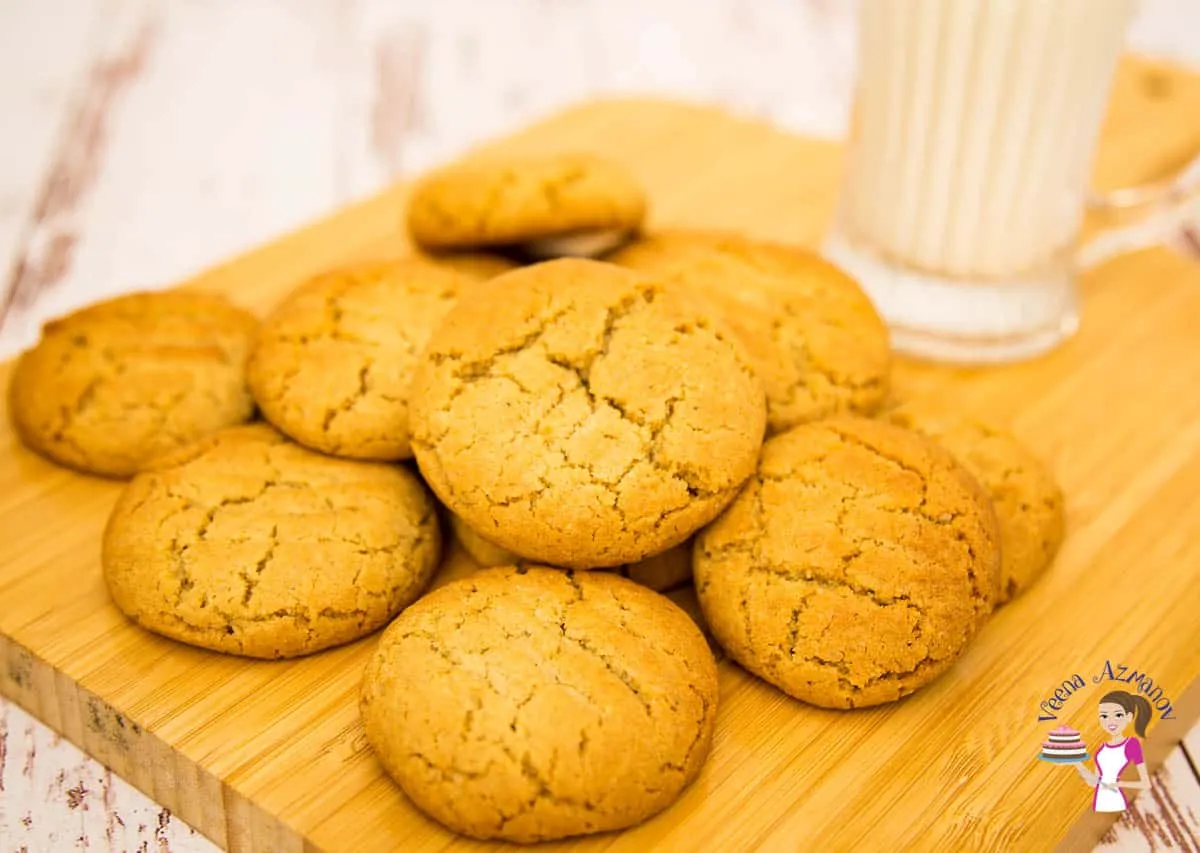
[[3, 56, 1200, 852]]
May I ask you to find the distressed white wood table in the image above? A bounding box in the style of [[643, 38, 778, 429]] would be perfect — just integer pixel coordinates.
[[1, 1, 1199, 850]]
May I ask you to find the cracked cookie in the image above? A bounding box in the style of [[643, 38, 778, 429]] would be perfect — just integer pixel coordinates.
[[102, 423, 441, 658], [694, 416, 1001, 709], [883, 402, 1065, 604], [247, 256, 498, 460], [409, 258, 767, 568], [360, 566, 718, 842], [406, 152, 646, 253], [448, 511, 693, 592], [611, 230, 891, 433], [8, 291, 258, 478]]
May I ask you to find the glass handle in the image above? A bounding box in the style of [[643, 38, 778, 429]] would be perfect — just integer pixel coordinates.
[[1079, 150, 1200, 269]]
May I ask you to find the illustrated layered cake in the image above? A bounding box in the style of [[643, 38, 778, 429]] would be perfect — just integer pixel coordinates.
[[1038, 725, 1090, 763]]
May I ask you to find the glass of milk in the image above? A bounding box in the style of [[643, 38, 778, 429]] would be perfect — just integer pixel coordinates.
[[824, 0, 1139, 363]]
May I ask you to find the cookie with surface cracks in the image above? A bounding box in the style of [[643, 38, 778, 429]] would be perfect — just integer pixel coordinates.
[[409, 258, 767, 568], [883, 402, 1065, 604], [248, 255, 506, 460], [694, 417, 1001, 709], [611, 230, 891, 433], [102, 424, 441, 658], [8, 291, 258, 478], [448, 510, 693, 592], [360, 566, 718, 843], [406, 152, 646, 251]]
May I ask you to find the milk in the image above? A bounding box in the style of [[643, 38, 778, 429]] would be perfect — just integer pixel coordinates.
[[825, 0, 1137, 362]]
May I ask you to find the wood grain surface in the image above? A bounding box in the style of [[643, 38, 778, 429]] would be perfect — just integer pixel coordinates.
[[2, 69, 1200, 850], [2, 2, 1200, 851]]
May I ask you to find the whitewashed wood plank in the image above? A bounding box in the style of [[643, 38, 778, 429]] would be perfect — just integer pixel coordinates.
[[347, 0, 855, 186], [0, 0, 160, 356], [1096, 743, 1200, 852], [1, 0, 1195, 361], [0, 0, 360, 359], [0, 0, 107, 318], [1129, 0, 1200, 63], [0, 700, 217, 852], [1185, 725, 1200, 773], [0, 0, 857, 362]]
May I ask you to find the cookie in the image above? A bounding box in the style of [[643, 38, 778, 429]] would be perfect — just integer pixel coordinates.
[[410, 257, 767, 568], [448, 510, 520, 567], [248, 256, 498, 460], [102, 424, 441, 658], [448, 511, 693, 592], [694, 417, 1000, 709], [613, 541, 693, 592], [406, 153, 646, 251], [883, 402, 1065, 603], [360, 566, 718, 842], [611, 230, 891, 432], [8, 291, 258, 478]]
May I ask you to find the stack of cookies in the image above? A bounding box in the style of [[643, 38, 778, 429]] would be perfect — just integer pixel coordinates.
[[6, 149, 1064, 844]]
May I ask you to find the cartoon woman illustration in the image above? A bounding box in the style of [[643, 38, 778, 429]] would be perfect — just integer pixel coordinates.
[[1074, 690, 1152, 811]]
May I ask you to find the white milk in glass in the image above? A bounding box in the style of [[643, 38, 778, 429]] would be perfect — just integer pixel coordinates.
[[825, 0, 1137, 363]]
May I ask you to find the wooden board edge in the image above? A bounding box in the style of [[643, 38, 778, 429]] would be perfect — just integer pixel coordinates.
[[7, 623, 1198, 853], [1054, 674, 1200, 852], [0, 631, 312, 853]]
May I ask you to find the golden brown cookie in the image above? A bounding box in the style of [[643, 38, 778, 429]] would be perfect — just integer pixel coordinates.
[[883, 402, 1065, 603], [406, 153, 646, 251], [8, 291, 258, 478], [410, 258, 767, 568], [613, 542, 693, 592], [694, 417, 1000, 709], [247, 256, 498, 460], [448, 510, 693, 592], [611, 230, 891, 433], [102, 424, 441, 658], [447, 510, 520, 567], [360, 566, 718, 843]]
